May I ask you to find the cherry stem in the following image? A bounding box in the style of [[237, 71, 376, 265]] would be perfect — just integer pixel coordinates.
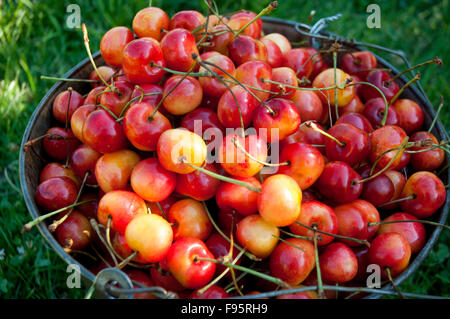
[[294, 221, 371, 247], [359, 136, 409, 184], [40, 75, 98, 83], [156, 202, 167, 220], [89, 218, 119, 266], [428, 96, 444, 133], [117, 91, 163, 120], [116, 251, 139, 270], [389, 72, 421, 106], [271, 234, 306, 252], [195, 256, 292, 289], [231, 136, 289, 167], [376, 195, 415, 208], [202, 201, 261, 261], [333, 51, 339, 121], [437, 163, 450, 177], [203, 0, 235, 36], [150, 62, 207, 77], [369, 219, 450, 231], [386, 56, 442, 85], [96, 104, 119, 120], [303, 121, 345, 147], [313, 226, 325, 299], [65, 87, 73, 131], [279, 228, 314, 241], [182, 160, 262, 193], [386, 267, 407, 299], [234, 1, 277, 37]]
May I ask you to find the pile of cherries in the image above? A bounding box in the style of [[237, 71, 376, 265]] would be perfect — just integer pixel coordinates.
[[26, 1, 448, 299]]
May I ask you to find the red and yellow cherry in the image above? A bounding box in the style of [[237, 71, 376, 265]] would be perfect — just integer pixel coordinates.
[[206, 25, 234, 55], [166, 237, 216, 289], [283, 48, 313, 79], [52, 89, 84, 124], [280, 122, 326, 149], [123, 102, 172, 151], [219, 133, 267, 178], [258, 174, 301, 227], [341, 51, 377, 81], [324, 123, 370, 166], [253, 98, 301, 143], [350, 199, 380, 239], [71, 104, 95, 143], [368, 232, 411, 278], [176, 163, 221, 201], [180, 107, 224, 140], [205, 233, 241, 278], [269, 238, 315, 285], [39, 162, 80, 188], [150, 257, 185, 292], [270, 67, 298, 98], [377, 212, 426, 254], [99, 80, 134, 117], [43, 127, 80, 161], [391, 99, 424, 135], [236, 214, 279, 259], [130, 157, 176, 202], [168, 199, 212, 241], [363, 98, 399, 128], [216, 176, 260, 216], [368, 125, 408, 170], [157, 128, 207, 174], [132, 7, 169, 40], [169, 10, 205, 35], [125, 213, 173, 263], [69, 144, 101, 185], [162, 75, 203, 115], [228, 11, 262, 39], [361, 70, 399, 102], [312, 68, 355, 107], [82, 108, 128, 154], [89, 66, 116, 88], [100, 26, 134, 68], [35, 176, 78, 212], [84, 87, 105, 106], [217, 85, 259, 129], [55, 210, 92, 250], [338, 95, 365, 116], [122, 38, 166, 84], [261, 38, 283, 68], [161, 28, 199, 72], [319, 242, 358, 283], [289, 200, 338, 246], [189, 285, 229, 299], [228, 35, 268, 66], [383, 170, 407, 210], [262, 33, 291, 55], [335, 112, 373, 134], [409, 131, 445, 171], [316, 161, 363, 204], [400, 171, 446, 218], [277, 142, 325, 190], [95, 149, 140, 193], [234, 60, 272, 101], [198, 53, 236, 98], [291, 90, 323, 122]]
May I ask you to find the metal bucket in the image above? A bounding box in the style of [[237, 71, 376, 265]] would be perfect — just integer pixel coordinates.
[[19, 17, 449, 299]]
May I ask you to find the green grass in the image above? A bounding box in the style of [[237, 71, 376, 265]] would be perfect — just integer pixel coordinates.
[[0, 0, 448, 299]]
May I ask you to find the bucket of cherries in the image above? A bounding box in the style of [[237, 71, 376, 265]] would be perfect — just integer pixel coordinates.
[[19, 1, 449, 299]]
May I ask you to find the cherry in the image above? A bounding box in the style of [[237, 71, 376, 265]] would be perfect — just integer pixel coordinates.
[[270, 66, 298, 98], [253, 98, 301, 143], [99, 80, 134, 117], [55, 210, 92, 250], [95, 149, 140, 193], [124, 269, 157, 299], [269, 238, 315, 285], [122, 38, 166, 84], [150, 257, 185, 292], [130, 157, 176, 203], [132, 7, 169, 41], [218, 209, 243, 238], [161, 28, 199, 72], [147, 194, 177, 218], [361, 70, 399, 102], [262, 33, 291, 55], [156, 128, 207, 174], [228, 11, 262, 39], [125, 213, 173, 263], [312, 68, 355, 107], [363, 98, 399, 128], [409, 131, 445, 171], [324, 123, 370, 166], [319, 242, 358, 283], [205, 233, 241, 278], [198, 53, 236, 98], [100, 26, 134, 68], [176, 163, 221, 201], [217, 85, 259, 129], [341, 51, 377, 81], [216, 176, 260, 216], [69, 144, 101, 185], [180, 107, 224, 141], [290, 200, 338, 245], [166, 237, 216, 289], [35, 177, 77, 212], [391, 99, 424, 134], [234, 60, 272, 101], [277, 142, 325, 190], [400, 171, 446, 218], [43, 127, 80, 161], [129, 84, 163, 111], [261, 38, 283, 68], [338, 95, 365, 116], [236, 214, 279, 259], [368, 125, 408, 170], [52, 89, 84, 124], [189, 285, 229, 299], [89, 66, 115, 89], [84, 87, 106, 106], [360, 170, 395, 207], [169, 10, 205, 35], [316, 161, 363, 204], [280, 122, 326, 149], [302, 189, 318, 202], [162, 75, 203, 115], [39, 162, 80, 188], [291, 90, 323, 122], [123, 102, 172, 151], [206, 25, 234, 55], [283, 48, 313, 79], [228, 35, 268, 66], [377, 212, 426, 254], [257, 174, 301, 227], [368, 232, 411, 278], [82, 108, 128, 154], [168, 199, 212, 241], [335, 112, 373, 134], [303, 47, 330, 79], [71, 104, 95, 143], [383, 170, 407, 210]]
